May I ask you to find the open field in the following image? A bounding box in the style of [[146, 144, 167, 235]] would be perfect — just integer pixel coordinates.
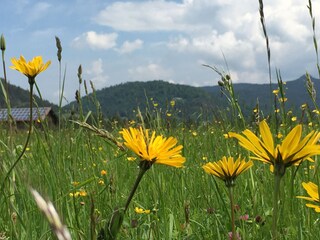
[[1, 1, 320, 239]]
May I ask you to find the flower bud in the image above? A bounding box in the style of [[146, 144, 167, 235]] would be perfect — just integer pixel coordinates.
[[0, 34, 6, 51], [55, 36, 62, 62]]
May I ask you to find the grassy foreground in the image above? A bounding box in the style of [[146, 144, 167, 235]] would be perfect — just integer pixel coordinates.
[[1, 0, 320, 239], [0, 115, 319, 239]]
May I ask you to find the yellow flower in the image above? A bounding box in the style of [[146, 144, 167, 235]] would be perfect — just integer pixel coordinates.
[[202, 156, 253, 187], [297, 182, 320, 213], [10, 55, 51, 80], [223, 133, 229, 139], [291, 117, 297, 122], [228, 120, 320, 175], [120, 127, 186, 168], [79, 190, 87, 197], [279, 97, 288, 103], [127, 156, 136, 161], [276, 132, 283, 139], [100, 170, 107, 176], [301, 104, 307, 109], [272, 89, 279, 95], [134, 207, 151, 214], [72, 181, 80, 187]]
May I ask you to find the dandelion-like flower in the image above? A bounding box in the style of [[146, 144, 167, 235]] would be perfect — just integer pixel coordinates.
[[134, 207, 151, 214], [297, 182, 320, 213], [203, 156, 253, 187], [120, 127, 185, 169], [10, 55, 51, 83], [228, 120, 320, 176]]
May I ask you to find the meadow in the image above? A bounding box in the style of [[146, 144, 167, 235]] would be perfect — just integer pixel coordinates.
[[1, 1, 320, 239]]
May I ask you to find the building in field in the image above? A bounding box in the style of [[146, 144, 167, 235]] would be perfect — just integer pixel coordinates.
[[0, 107, 58, 127]]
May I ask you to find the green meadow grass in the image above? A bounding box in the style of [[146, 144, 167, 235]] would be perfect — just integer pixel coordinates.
[[0, 115, 319, 239], [2, 1, 320, 239]]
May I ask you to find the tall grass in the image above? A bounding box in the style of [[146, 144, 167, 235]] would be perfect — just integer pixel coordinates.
[[1, 0, 320, 239]]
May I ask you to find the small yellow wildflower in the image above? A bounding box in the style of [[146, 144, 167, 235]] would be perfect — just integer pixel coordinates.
[[272, 89, 279, 94], [192, 131, 197, 136], [127, 156, 136, 161], [276, 133, 283, 139], [129, 120, 136, 125], [166, 113, 172, 117], [170, 100, 175, 107], [72, 181, 80, 187], [203, 156, 253, 187], [134, 207, 151, 214], [301, 104, 307, 109], [279, 97, 288, 103], [312, 110, 320, 115], [101, 170, 107, 176], [79, 190, 87, 197], [98, 179, 105, 185], [291, 117, 297, 122], [297, 182, 320, 213], [275, 109, 280, 113]]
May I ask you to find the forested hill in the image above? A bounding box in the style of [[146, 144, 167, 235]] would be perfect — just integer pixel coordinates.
[[202, 75, 320, 113], [2, 75, 320, 120], [64, 75, 320, 119], [0, 79, 54, 108], [67, 80, 220, 119]]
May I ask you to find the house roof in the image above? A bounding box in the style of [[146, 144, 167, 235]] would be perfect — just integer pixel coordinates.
[[0, 107, 52, 122]]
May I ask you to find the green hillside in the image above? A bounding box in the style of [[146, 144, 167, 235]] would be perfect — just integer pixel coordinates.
[[2, 75, 319, 120], [0, 78, 55, 109], [203, 75, 320, 113], [65, 75, 320, 120], [67, 80, 220, 120]]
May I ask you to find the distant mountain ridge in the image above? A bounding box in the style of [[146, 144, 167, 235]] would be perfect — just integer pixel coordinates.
[[64, 75, 320, 119], [202, 75, 320, 113], [2, 75, 320, 120]]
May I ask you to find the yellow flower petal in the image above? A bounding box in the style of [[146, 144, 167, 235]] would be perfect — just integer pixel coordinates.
[[120, 127, 186, 168], [10, 55, 51, 79]]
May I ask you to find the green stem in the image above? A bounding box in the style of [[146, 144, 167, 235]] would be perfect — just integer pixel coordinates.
[[106, 165, 148, 239], [1, 82, 34, 192], [124, 167, 148, 213], [228, 186, 236, 240], [272, 172, 282, 239]]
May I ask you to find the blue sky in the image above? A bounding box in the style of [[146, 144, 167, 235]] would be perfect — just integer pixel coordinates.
[[2, 0, 320, 104]]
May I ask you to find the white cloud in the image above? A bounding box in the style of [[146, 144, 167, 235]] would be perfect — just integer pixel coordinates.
[[85, 58, 109, 89], [128, 63, 172, 81], [117, 39, 143, 54], [72, 31, 118, 50], [93, 0, 221, 32]]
